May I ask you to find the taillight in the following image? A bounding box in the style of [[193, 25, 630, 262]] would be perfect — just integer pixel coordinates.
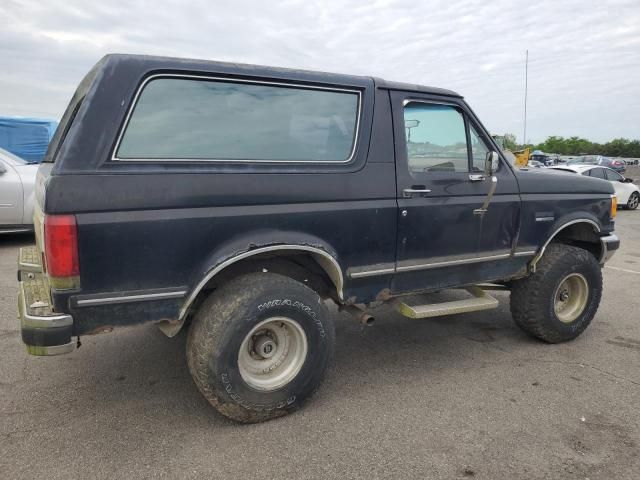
[[44, 214, 79, 277]]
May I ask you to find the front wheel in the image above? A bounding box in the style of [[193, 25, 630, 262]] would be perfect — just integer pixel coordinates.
[[510, 243, 602, 343], [186, 272, 335, 423], [627, 192, 639, 210]]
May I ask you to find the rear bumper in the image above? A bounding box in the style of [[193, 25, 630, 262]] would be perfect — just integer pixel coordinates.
[[17, 247, 74, 356], [599, 233, 619, 265]]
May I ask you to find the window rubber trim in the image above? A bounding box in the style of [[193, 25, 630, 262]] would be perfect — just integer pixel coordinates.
[[110, 73, 363, 165]]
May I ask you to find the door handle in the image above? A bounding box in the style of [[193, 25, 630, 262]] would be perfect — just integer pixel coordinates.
[[402, 187, 431, 198], [469, 174, 485, 182]]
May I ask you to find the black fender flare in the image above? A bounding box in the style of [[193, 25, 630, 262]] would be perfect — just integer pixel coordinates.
[[529, 217, 601, 271], [159, 231, 344, 337]]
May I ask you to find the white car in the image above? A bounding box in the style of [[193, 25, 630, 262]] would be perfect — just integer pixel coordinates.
[[548, 164, 640, 210], [0, 147, 39, 233]]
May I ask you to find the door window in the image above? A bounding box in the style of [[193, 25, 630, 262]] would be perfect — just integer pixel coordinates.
[[469, 124, 490, 172], [589, 168, 606, 179], [403, 103, 468, 173]]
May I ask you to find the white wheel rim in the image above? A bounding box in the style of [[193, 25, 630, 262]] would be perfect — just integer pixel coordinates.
[[553, 273, 589, 323], [238, 317, 308, 392]]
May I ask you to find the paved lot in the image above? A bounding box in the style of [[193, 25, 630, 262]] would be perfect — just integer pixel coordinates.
[[1, 212, 639, 480]]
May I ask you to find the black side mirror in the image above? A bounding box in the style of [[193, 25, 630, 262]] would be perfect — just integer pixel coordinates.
[[623, 177, 634, 183], [485, 151, 499, 176]]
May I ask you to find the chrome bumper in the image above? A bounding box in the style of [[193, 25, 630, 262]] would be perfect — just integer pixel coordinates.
[[17, 246, 74, 356], [599, 233, 620, 265]]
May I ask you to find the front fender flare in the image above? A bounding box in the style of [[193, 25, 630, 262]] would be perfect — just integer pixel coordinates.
[[529, 217, 601, 271]]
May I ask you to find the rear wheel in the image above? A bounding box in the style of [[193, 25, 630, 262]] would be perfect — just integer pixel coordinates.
[[627, 192, 639, 210], [510, 243, 602, 343], [186, 272, 335, 423]]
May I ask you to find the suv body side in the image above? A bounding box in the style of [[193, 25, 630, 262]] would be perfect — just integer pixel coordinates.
[[34, 55, 616, 340]]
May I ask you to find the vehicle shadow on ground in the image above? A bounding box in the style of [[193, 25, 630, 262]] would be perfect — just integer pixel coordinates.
[[53, 292, 539, 428], [0, 232, 33, 247]]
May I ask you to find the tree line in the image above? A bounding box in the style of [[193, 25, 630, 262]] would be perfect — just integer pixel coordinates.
[[502, 135, 640, 158]]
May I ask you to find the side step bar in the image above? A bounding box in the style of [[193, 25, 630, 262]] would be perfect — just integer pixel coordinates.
[[392, 287, 499, 319]]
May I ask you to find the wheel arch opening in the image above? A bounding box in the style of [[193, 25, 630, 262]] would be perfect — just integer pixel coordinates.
[[159, 246, 344, 337], [531, 220, 603, 270]]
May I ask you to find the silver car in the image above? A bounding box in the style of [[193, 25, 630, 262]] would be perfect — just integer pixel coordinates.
[[0, 147, 38, 233]]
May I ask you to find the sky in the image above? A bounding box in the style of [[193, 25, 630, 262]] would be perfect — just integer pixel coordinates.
[[1, 0, 639, 144]]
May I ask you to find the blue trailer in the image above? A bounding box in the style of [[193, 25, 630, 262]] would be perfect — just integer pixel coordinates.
[[0, 117, 58, 163]]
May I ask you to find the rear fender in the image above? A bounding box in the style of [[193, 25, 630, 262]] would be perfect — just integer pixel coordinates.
[[159, 230, 343, 337]]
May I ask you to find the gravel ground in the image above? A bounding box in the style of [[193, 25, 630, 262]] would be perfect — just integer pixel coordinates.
[[1, 211, 638, 480]]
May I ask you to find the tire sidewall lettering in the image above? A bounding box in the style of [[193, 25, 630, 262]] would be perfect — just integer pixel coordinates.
[[257, 298, 326, 338], [209, 285, 332, 415], [189, 273, 335, 421], [220, 372, 296, 411]]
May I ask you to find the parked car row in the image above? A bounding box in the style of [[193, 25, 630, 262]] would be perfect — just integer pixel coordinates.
[[548, 164, 639, 210], [526, 154, 636, 171], [567, 155, 627, 174], [529, 150, 554, 167], [0, 147, 38, 233]]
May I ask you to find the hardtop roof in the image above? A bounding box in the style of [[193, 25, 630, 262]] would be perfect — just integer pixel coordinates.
[[100, 54, 462, 98]]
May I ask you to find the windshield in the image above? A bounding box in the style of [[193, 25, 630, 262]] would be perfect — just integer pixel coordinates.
[[0, 146, 28, 165]]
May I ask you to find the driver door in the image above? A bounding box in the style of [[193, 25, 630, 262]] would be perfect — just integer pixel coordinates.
[[390, 92, 521, 294]]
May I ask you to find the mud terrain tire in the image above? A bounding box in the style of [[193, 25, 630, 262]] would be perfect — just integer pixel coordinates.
[[187, 272, 334, 423], [510, 243, 602, 343]]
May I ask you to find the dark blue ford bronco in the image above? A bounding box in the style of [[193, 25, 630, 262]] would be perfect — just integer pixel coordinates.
[[17, 54, 619, 422]]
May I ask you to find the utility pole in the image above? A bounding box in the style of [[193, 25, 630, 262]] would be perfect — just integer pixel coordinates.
[[523, 49, 528, 146]]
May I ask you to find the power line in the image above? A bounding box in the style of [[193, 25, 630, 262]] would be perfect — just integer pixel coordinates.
[[523, 49, 528, 145]]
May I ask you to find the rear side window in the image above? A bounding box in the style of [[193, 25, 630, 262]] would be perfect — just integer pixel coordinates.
[[605, 169, 622, 181], [44, 98, 83, 163], [43, 59, 102, 163], [115, 77, 360, 163]]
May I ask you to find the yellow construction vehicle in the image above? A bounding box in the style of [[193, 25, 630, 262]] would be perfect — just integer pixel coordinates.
[[491, 135, 530, 168], [511, 147, 531, 168]]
